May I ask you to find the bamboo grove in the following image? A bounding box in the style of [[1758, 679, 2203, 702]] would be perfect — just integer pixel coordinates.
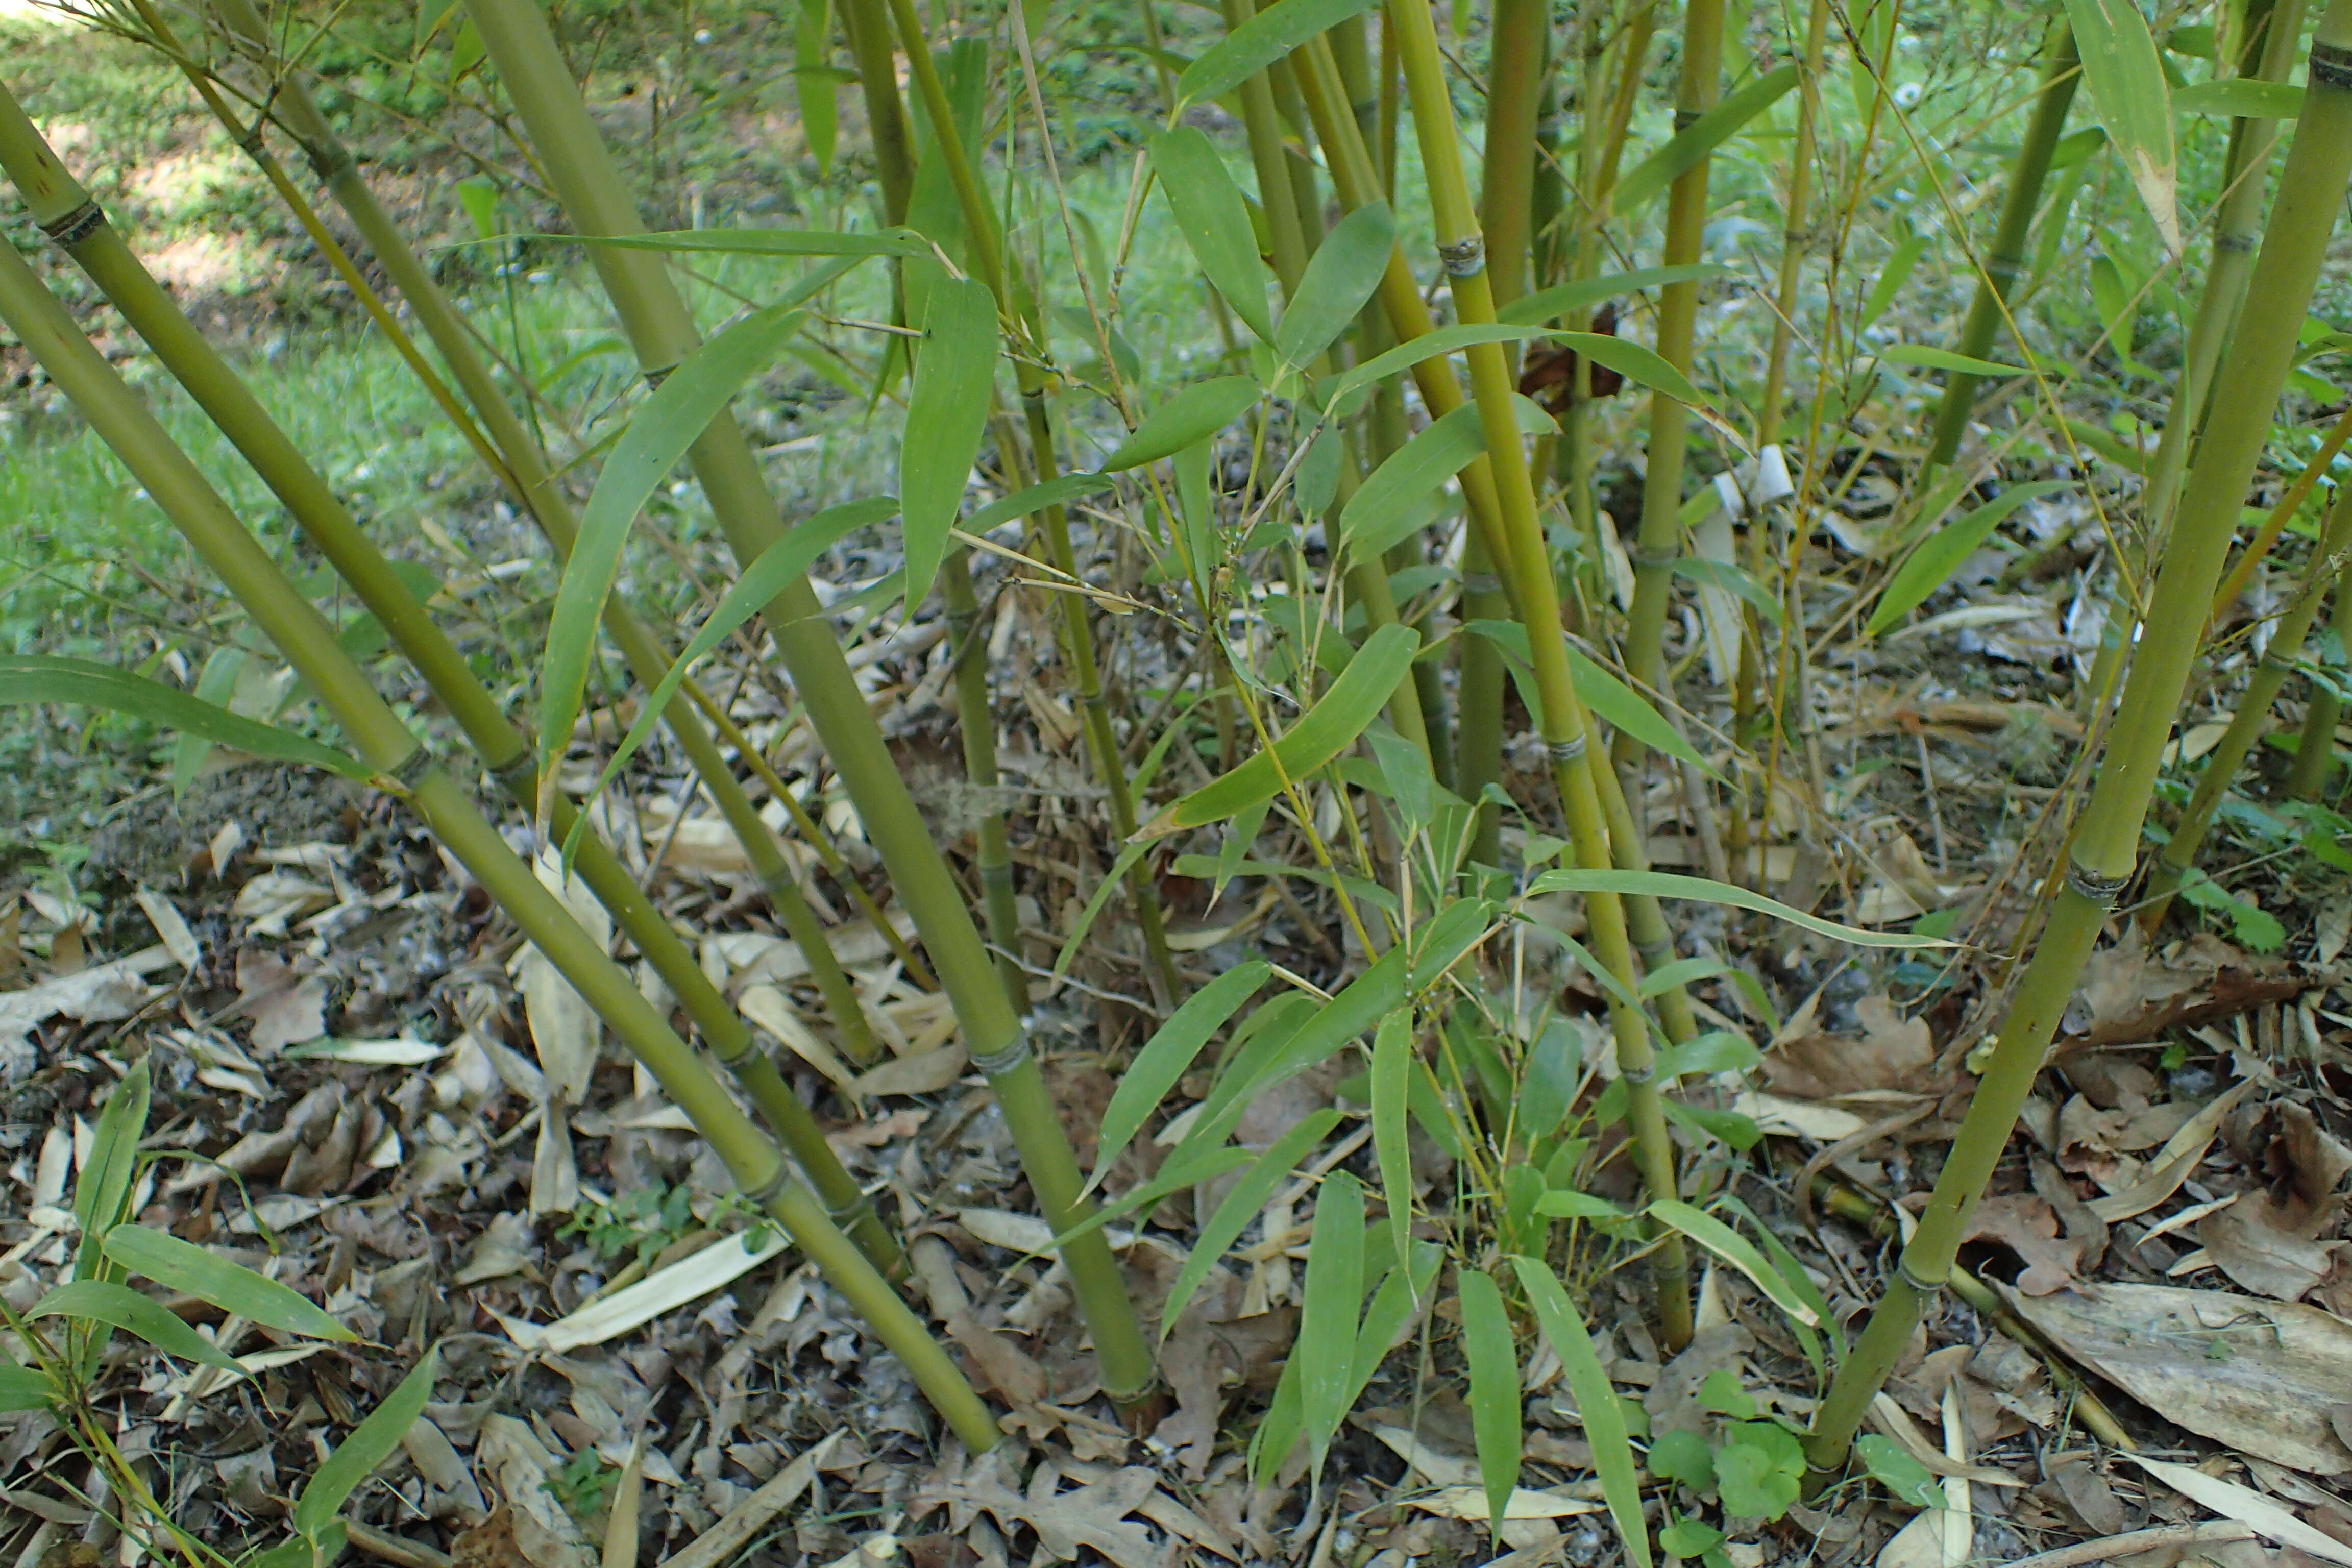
[[4, 0, 2352, 1556]]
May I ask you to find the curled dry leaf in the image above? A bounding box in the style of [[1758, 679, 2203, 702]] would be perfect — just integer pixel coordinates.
[[1765, 994, 1934, 1100], [1961, 1194, 2082, 1296]]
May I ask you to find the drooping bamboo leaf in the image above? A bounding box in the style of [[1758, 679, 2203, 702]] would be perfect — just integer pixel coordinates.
[[1646, 1200, 1821, 1327], [2173, 78, 2302, 118], [1861, 236, 1932, 330], [1497, 264, 1734, 327], [294, 1346, 439, 1539], [2064, 0, 2179, 251], [101, 1226, 358, 1342], [0, 656, 368, 781], [793, 0, 838, 170], [1276, 203, 1395, 368], [1512, 1258, 1650, 1568], [1086, 960, 1271, 1195], [1459, 1268, 1523, 1532], [73, 1057, 149, 1287], [543, 304, 803, 775], [1148, 129, 1276, 342], [1340, 398, 1555, 557], [1370, 1009, 1414, 1270], [900, 277, 999, 605], [1136, 623, 1420, 838], [968, 473, 1118, 534], [562, 496, 896, 863], [1298, 1171, 1365, 1462], [1100, 377, 1263, 472], [1160, 1108, 1344, 1337], [1461, 622, 1714, 777], [1612, 64, 1801, 216], [1525, 868, 1953, 948], [1177, 0, 1383, 109], [570, 228, 924, 257], [30, 1279, 245, 1374], [1560, 332, 1713, 410], [1868, 481, 2072, 635], [1880, 343, 2032, 377], [1318, 323, 1544, 405], [169, 645, 245, 796]]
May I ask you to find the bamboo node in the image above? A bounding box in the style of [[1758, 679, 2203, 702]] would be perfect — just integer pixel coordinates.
[[304, 141, 358, 183], [740, 1165, 793, 1210], [1673, 107, 1703, 131], [387, 744, 435, 789], [39, 201, 105, 250], [644, 363, 676, 389], [1547, 732, 1588, 765], [2065, 857, 2129, 907], [492, 749, 538, 786], [1620, 1062, 1657, 1085], [1637, 544, 1680, 568], [2313, 40, 2352, 89], [1897, 1257, 1949, 1296], [1438, 236, 1486, 277], [2214, 232, 2257, 254], [969, 1027, 1032, 1077], [1460, 572, 1502, 596]]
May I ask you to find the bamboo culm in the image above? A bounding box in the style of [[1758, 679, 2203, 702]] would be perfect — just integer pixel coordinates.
[[0, 229, 999, 1452], [1805, 0, 2352, 1476], [460, 0, 1157, 1404], [2288, 552, 2352, 800]]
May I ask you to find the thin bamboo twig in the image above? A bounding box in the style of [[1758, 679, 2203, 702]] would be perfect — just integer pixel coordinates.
[[2287, 551, 2352, 799]]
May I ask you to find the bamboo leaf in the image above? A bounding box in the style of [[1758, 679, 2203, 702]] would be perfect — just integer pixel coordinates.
[[544, 304, 803, 774], [1880, 343, 2032, 377], [1459, 1268, 1523, 1533], [570, 228, 925, 257], [1370, 1009, 1414, 1270], [901, 277, 1000, 605], [1498, 264, 1734, 327], [1298, 1171, 1365, 1462], [562, 497, 895, 864], [1341, 406, 1485, 556], [1320, 323, 1545, 405], [1086, 960, 1271, 1195], [1135, 623, 1420, 838], [1526, 868, 1953, 947], [1612, 64, 1801, 216], [101, 1226, 358, 1342], [0, 656, 368, 781], [1511, 1258, 1651, 1568], [1149, 129, 1276, 342], [1860, 236, 1931, 330], [1160, 1108, 1344, 1337], [30, 1279, 245, 1374], [1555, 331, 1713, 412], [294, 1346, 439, 1539], [73, 1057, 149, 1286], [2064, 0, 2179, 251], [1051, 839, 1149, 981], [1276, 203, 1395, 368], [793, 0, 838, 170], [1868, 481, 2072, 635], [1462, 623, 1713, 777], [1177, 0, 1382, 109], [1646, 1199, 1821, 1327], [2174, 78, 2302, 118], [0, 1368, 48, 1413], [968, 474, 1118, 534], [1100, 377, 1263, 472]]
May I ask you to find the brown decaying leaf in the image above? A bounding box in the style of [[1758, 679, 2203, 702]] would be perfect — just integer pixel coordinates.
[[1959, 1193, 2081, 1296], [1765, 993, 1935, 1100]]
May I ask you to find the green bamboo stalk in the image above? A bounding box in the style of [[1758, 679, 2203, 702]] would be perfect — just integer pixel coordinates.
[[1805, 0, 2352, 1476], [191, 0, 891, 1073], [1382, 0, 1692, 1348], [0, 83, 906, 1281], [878, 0, 1184, 1005], [1616, 0, 1727, 746], [2139, 489, 2352, 929], [2288, 552, 2352, 799], [0, 228, 996, 1451], [460, 0, 1156, 1404], [1920, 22, 2080, 471], [1481, 0, 1547, 334]]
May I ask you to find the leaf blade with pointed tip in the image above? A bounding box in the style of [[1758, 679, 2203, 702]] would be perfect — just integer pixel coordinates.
[[1525, 868, 1952, 948], [1177, 0, 1383, 110], [2066, 0, 2179, 251], [0, 657, 369, 781], [1159, 1107, 1344, 1338], [1880, 343, 2032, 378], [1298, 1171, 1365, 1463], [1646, 1199, 1821, 1328], [900, 277, 1000, 605], [1459, 1268, 1523, 1534], [1498, 264, 1736, 327], [1276, 203, 1395, 368], [1868, 481, 2072, 635], [570, 228, 924, 257], [1512, 1258, 1650, 1568], [1086, 961, 1271, 1195], [295, 1346, 440, 1538], [1612, 64, 1801, 216], [74, 1057, 149, 1285], [102, 1226, 358, 1342], [1370, 1009, 1414, 1270], [1149, 129, 1276, 342], [30, 1279, 246, 1374], [1100, 378, 1264, 472]]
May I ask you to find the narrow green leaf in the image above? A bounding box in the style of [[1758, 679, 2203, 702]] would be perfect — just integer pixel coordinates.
[[1161, 1108, 1344, 1337], [565, 497, 894, 862], [1276, 203, 1394, 368], [1342, 406, 1485, 556], [1052, 839, 1150, 982], [1673, 557, 1781, 627], [1497, 264, 1734, 327], [170, 645, 244, 796], [969, 473, 1117, 534], [793, 0, 839, 170], [1525, 868, 1953, 948], [1086, 961, 1271, 1195], [1177, 0, 1382, 108], [1100, 378, 1263, 472], [0, 657, 367, 781], [30, 1279, 244, 1374], [1137, 623, 1419, 838], [570, 228, 924, 257], [2173, 78, 2302, 119], [1370, 1009, 1413, 1271], [900, 277, 999, 605], [1511, 1258, 1651, 1568], [1048, 1147, 1256, 1253], [1861, 235, 1931, 330], [101, 1227, 358, 1342], [1317, 323, 1544, 405], [295, 1346, 439, 1538], [544, 304, 803, 772], [1298, 1172, 1365, 1462], [1459, 1269, 1523, 1532], [1149, 128, 1276, 342], [1471, 623, 1714, 777], [74, 1059, 150, 1286], [1854, 1435, 1948, 1509], [1880, 343, 2030, 377], [1612, 64, 1800, 216], [1646, 1200, 1821, 1327], [1868, 481, 2072, 635], [2066, 0, 2180, 250], [0, 1367, 49, 1413], [1179, 952, 1409, 1161]]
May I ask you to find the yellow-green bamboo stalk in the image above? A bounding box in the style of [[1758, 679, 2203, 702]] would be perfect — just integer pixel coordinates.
[[0, 82, 905, 1280], [0, 229, 995, 1450], [460, 0, 1155, 1404], [1383, 0, 1692, 1346], [2288, 553, 2352, 799], [2139, 489, 2352, 929], [189, 0, 890, 1074], [1806, 0, 2352, 1476]]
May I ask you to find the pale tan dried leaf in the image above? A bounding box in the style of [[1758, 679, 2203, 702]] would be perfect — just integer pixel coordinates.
[[2197, 1202, 2344, 1302], [133, 887, 200, 971], [476, 1416, 597, 1568], [501, 1230, 787, 1354], [2087, 1081, 2251, 1222], [2125, 1456, 2352, 1566], [847, 1044, 967, 1098]]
